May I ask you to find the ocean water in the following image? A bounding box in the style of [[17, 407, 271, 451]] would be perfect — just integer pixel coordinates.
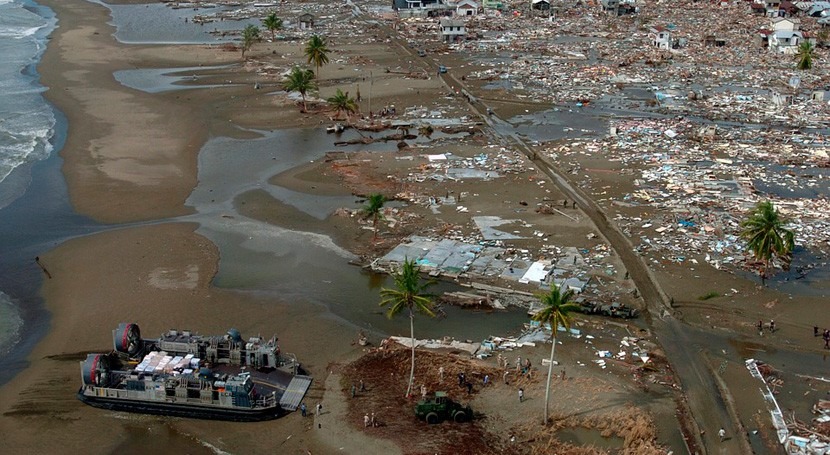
[[88, 0, 261, 45], [0, 0, 56, 358], [0, 0, 56, 210]]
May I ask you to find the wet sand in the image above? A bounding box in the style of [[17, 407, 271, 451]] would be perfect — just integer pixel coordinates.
[[0, 0, 368, 452]]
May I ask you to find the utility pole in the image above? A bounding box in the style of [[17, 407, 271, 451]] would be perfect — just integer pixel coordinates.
[[369, 70, 373, 121]]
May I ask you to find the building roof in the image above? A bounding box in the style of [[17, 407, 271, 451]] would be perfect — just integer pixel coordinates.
[[771, 17, 799, 25], [439, 18, 466, 27]]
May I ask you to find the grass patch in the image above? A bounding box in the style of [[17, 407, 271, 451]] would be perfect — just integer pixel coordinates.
[[698, 291, 720, 301]]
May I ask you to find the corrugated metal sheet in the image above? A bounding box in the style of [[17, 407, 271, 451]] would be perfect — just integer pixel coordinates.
[[279, 375, 312, 411]]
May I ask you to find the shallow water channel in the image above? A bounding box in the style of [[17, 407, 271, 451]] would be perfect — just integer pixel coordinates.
[[181, 127, 531, 341]]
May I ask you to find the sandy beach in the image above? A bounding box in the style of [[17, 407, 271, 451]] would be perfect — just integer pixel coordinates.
[[3, 0, 830, 453]]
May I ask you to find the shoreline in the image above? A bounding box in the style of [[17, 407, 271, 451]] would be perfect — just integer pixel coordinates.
[[1, 1, 408, 453]]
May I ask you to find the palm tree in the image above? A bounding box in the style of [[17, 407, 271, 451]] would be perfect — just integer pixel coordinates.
[[363, 193, 386, 240], [379, 259, 436, 398], [305, 35, 330, 78], [241, 24, 260, 59], [283, 66, 317, 112], [531, 285, 580, 424], [740, 200, 795, 283], [327, 88, 359, 120], [796, 41, 815, 70], [261, 13, 282, 42], [418, 124, 434, 138]]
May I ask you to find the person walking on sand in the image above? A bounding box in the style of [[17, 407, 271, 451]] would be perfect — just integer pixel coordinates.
[[518, 388, 524, 403], [770, 319, 775, 333], [718, 427, 726, 442], [758, 320, 764, 336], [300, 402, 307, 417], [316, 403, 322, 417]]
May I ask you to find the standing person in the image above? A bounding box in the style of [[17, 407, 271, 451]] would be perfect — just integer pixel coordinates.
[[458, 372, 464, 386], [351, 384, 356, 398], [316, 403, 322, 417], [364, 413, 370, 427], [503, 370, 510, 385], [815, 326, 820, 337], [758, 320, 764, 336], [770, 319, 775, 333], [465, 381, 473, 395], [515, 357, 521, 373], [718, 428, 726, 442], [483, 374, 489, 386], [438, 366, 444, 382], [518, 388, 524, 403], [823, 330, 829, 349], [300, 402, 307, 417], [421, 384, 427, 398], [371, 412, 376, 427], [359, 379, 365, 392]]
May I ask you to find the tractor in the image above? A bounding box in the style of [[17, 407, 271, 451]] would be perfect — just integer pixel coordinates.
[[414, 391, 472, 424]]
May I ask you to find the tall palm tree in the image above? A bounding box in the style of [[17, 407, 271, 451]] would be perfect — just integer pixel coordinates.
[[241, 24, 260, 59], [380, 259, 436, 398], [283, 66, 317, 112], [796, 41, 815, 70], [262, 13, 282, 42], [305, 35, 330, 79], [327, 88, 358, 120], [531, 285, 580, 424], [740, 200, 795, 282], [363, 193, 386, 241]]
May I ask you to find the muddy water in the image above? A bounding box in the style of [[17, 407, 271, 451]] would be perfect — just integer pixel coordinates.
[[182, 127, 531, 341], [556, 427, 624, 451]]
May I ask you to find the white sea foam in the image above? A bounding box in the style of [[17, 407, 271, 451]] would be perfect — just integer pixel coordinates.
[[0, 25, 44, 39], [0, 0, 57, 190], [0, 291, 23, 356]]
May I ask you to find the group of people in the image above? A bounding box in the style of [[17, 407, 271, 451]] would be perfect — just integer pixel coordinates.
[[299, 402, 323, 418], [815, 326, 830, 349], [757, 319, 775, 335], [363, 412, 380, 427]]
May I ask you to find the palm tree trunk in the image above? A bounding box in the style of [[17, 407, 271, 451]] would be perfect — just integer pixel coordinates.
[[407, 309, 415, 398], [544, 334, 557, 424]]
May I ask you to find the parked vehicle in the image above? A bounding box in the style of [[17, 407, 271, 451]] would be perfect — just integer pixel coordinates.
[[599, 302, 639, 319], [414, 392, 472, 424], [438, 65, 447, 74]]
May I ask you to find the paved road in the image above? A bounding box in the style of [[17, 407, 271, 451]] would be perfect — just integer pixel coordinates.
[[369, 18, 754, 455]]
